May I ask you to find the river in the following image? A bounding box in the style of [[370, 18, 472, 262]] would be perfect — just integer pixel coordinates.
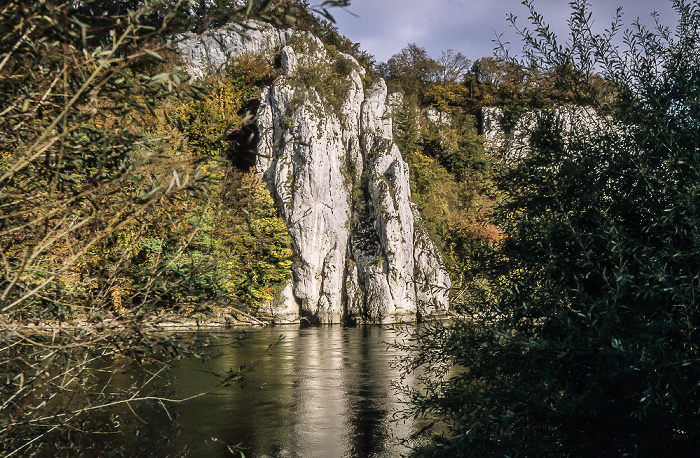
[[120, 325, 426, 457]]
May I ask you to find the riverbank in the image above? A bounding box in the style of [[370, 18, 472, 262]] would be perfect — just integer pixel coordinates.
[[0, 308, 455, 333], [0, 307, 276, 334]]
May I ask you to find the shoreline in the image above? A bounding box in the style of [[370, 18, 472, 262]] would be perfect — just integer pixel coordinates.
[[0, 309, 455, 334], [0, 310, 277, 334]]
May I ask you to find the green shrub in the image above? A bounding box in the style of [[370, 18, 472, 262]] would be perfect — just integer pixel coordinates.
[[400, 1, 700, 455]]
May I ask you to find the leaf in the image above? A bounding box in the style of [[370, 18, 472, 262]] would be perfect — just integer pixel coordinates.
[[150, 73, 171, 85]]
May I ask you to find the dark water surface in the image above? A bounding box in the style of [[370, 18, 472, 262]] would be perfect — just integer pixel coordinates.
[[155, 325, 421, 457]]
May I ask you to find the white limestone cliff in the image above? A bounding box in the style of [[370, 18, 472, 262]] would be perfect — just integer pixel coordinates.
[[177, 26, 450, 323]]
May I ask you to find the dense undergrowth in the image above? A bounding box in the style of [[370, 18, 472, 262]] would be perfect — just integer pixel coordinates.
[[395, 1, 700, 455]]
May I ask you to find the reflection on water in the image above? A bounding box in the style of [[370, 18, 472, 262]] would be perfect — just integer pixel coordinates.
[[154, 326, 418, 457]]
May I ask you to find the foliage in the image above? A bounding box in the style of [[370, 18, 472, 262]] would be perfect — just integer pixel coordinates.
[[0, 0, 311, 454], [171, 53, 274, 157], [213, 170, 293, 311], [392, 99, 497, 299], [161, 51, 290, 313], [171, 80, 247, 156], [393, 99, 420, 156], [382, 41, 616, 128], [0, 0, 202, 320], [401, 1, 700, 455], [378, 43, 442, 97], [226, 52, 277, 102], [424, 82, 469, 114]]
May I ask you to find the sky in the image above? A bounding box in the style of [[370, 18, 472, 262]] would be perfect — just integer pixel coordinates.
[[326, 0, 680, 63]]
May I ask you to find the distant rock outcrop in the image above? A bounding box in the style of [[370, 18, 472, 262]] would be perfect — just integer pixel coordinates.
[[177, 26, 451, 323], [481, 106, 606, 160]]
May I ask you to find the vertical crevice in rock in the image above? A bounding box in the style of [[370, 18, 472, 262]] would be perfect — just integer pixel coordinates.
[[228, 99, 260, 170]]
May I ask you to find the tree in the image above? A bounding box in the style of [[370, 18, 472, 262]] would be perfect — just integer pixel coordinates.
[[400, 1, 700, 455], [0, 0, 346, 454], [212, 169, 293, 310], [380, 43, 442, 97], [437, 49, 471, 84]]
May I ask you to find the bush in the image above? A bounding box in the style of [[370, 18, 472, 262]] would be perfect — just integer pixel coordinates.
[[286, 35, 354, 114], [213, 170, 293, 311], [0, 0, 321, 454], [401, 1, 700, 455]]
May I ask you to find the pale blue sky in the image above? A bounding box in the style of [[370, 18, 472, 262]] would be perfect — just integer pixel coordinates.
[[327, 0, 679, 63]]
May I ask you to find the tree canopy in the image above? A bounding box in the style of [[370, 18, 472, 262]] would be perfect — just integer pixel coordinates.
[[400, 0, 700, 455]]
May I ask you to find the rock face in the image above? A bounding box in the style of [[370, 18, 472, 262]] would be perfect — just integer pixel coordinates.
[[177, 26, 294, 79], [177, 26, 450, 323], [481, 106, 604, 159]]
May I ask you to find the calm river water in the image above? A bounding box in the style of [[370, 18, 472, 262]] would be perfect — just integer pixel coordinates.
[[145, 325, 424, 457]]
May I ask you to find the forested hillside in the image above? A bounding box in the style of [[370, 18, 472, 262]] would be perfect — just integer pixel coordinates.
[[374, 38, 615, 305]]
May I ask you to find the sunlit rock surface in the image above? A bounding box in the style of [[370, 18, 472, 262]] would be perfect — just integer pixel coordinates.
[[178, 25, 450, 323], [481, 106, 606, 160]]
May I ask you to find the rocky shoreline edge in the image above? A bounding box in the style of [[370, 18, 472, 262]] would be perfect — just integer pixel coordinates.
[[0, 309, 273, 333], [0, 309, 454, 333]]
